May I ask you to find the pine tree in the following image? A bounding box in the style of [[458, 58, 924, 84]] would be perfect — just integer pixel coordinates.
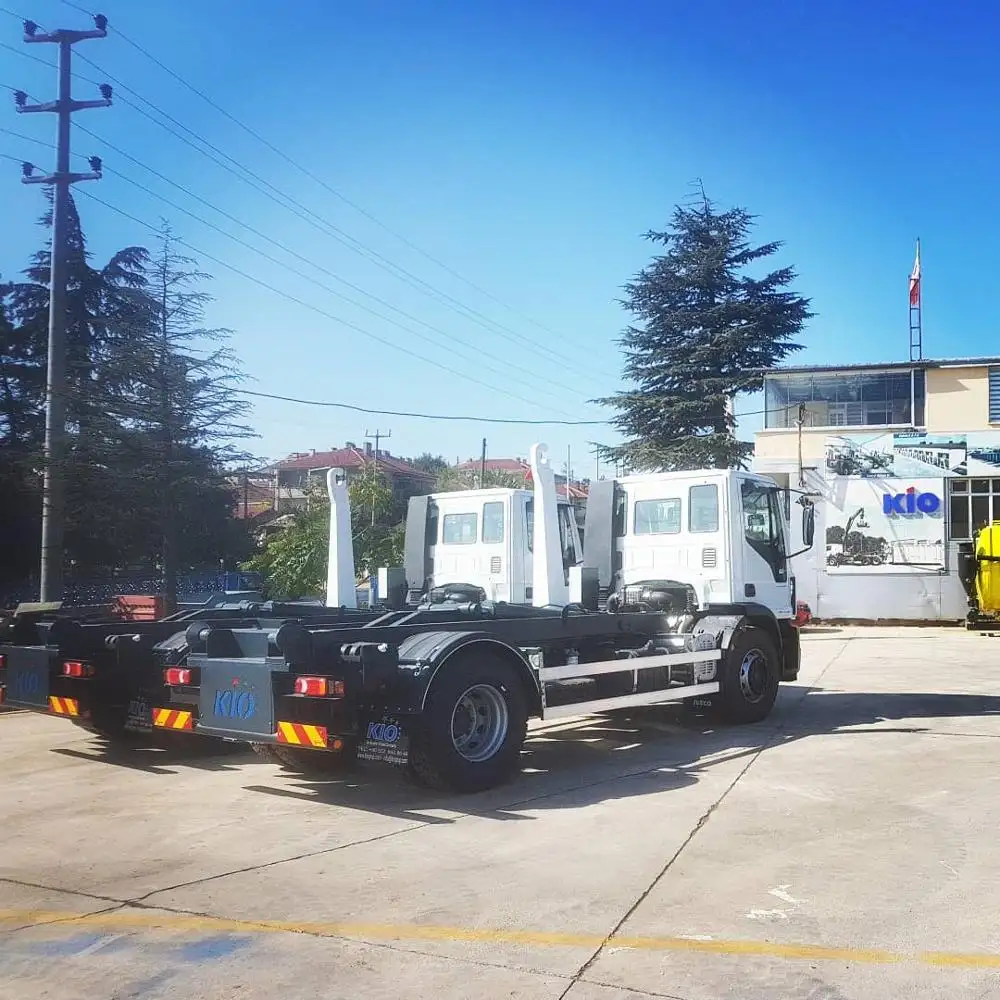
[[597, 190, 812, 471], [125, 222, 254, 609]]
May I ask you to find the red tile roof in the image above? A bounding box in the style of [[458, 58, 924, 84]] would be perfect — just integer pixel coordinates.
[[454, 457, 588, 499], [276, 447, 434, 479]]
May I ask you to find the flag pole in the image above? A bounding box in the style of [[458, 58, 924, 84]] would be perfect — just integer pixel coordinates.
[[909, 237, 922, 361]]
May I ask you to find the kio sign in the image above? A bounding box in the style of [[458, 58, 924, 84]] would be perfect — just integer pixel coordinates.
[[882, 487, 941, 516]]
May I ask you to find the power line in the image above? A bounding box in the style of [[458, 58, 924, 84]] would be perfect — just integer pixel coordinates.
[[5, 41, 611, 400], [57, 0, 588, 354], [3, 122, 591, 409], [239, 390, 609, 426], [57, 53, 609, 384], [0, 5, 39, 25], [75, 189, 594, 419], [63, 125, 600, 409], [240, 390, 774, 425], [0, 38, 52, 67]]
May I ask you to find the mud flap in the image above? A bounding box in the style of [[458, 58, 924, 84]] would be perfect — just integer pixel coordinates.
[[357, 714, 410, 767]]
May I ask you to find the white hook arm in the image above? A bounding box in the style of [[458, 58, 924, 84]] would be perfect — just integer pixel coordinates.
[[326, 467, 357, 608]]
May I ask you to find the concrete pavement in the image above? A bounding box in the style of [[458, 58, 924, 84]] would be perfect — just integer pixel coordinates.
[[3, 627, 1000, 999]]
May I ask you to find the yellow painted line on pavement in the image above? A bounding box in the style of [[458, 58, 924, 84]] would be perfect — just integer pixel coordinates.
[[0, 907, 998, 969]]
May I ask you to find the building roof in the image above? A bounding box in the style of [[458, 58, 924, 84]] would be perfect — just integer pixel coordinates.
[[276, 447, 434, 480], [767, 356, 1000, 376], [454, 457, 589, 500]]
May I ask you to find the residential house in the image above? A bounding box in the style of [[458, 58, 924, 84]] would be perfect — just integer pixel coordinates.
[[272, 441, 435, 513]]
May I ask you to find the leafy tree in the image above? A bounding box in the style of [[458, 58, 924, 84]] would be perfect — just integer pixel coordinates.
[[409, 452, 449, 475], [350, 463, 405, 577], [597, 189, 812, 471], [245, 464, 405, 598], [435, 466, 525, 491], [243, 482, 330, 598]]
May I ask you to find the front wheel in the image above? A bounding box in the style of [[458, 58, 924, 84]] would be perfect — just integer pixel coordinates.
[[408, 653, 528, 793], [716, 626, 780, 724]]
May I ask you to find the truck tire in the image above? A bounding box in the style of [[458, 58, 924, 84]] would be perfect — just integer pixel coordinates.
[[408, 653, 528, 793], [717, 626, 780, 724], [273, 742, 358, 775]]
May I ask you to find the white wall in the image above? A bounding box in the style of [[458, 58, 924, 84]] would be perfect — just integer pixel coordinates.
[[756, 462, 969, 622]]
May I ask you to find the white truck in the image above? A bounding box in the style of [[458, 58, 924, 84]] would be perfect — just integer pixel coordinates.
[[158, 444, 814, 791]]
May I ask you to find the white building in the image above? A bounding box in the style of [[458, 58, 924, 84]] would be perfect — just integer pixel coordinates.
[[752, 356, 1000, 621]]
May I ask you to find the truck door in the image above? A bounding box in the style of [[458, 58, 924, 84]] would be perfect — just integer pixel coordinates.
[[736, 479, 792, 616]]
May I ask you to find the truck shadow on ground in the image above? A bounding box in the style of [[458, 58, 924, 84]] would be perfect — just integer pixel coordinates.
[[49, 732, 262, 775], [239, 686, 1000, 823]]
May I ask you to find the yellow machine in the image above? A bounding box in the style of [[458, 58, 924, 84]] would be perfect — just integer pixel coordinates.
[[964, 524, 1000, 629]]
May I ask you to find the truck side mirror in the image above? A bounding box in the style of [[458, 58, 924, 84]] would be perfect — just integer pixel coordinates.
[[802, 503, 815, 548]]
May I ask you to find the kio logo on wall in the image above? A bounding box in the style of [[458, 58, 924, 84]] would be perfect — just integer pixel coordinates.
[[882, 487, 941, 516]]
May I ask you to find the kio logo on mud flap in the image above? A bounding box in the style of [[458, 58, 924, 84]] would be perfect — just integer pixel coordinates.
[[366, 721, 400, 743], [882, 487, 941, 516], [213, 689, 256, 720]]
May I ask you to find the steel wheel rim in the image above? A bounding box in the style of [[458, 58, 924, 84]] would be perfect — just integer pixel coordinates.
[[739, 648, 769, 703], [451, 684, 509, 763]]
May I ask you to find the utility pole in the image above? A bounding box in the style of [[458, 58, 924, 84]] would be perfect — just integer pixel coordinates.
[[14, 13, 112, 602], [364, 428, 390, 526], [479, 438, 487, 489]]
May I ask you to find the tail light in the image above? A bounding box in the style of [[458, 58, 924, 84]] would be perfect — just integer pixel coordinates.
[[164, 667, 193, 686], [293, 676, 345, 697], [62, 660, 93, 678]]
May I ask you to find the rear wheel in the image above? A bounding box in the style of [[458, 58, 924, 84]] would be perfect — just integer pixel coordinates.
[[717, 627, 780, 724], [408, 652, 528, 793]]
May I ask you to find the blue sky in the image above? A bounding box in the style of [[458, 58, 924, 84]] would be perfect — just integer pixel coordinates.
[[1, 0, 996, 477]]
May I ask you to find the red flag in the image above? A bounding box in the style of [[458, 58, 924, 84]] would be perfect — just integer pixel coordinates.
[[909, 240, 921, 307]]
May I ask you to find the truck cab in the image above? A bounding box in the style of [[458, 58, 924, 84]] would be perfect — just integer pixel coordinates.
[[401, 488, 583, 605], [585, 469, 813, 625]]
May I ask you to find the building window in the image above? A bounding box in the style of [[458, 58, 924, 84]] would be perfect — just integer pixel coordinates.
[[482, 502, 504, 543], [634, 499, 681, 535], [949, 478, 1000, 541], [442, 513, 478, 545], [764, 369, 924, 429], [990, 368, 1000, 423], [689, 484, 719, 532]]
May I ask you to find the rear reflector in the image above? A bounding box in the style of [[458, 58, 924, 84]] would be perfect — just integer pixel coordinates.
[[164, 667, 192, 686], [276, 721, 328, 748], [293, 676, 345, 697], [49, 696, 80, 717], [62, 660, 93, 678], [152, 707, 194, 730]]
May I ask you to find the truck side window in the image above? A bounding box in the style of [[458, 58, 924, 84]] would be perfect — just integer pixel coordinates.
[[525, 501, 534, 552], [427, 504, 439, 546], [689, 484, 719, 532], [442, 513, 478, 545], [482, 502, 504, 543], [741, 483, 787, 582], [634, 499, 681, 535]]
